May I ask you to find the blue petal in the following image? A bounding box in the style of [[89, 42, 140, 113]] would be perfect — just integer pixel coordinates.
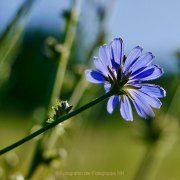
[[130, 89, 162, 108], [107, 95, 119, 113], [131, 67, 146, 77], [132, 100, 154, 119], [129, 52, 155, 73], [129, 89, 155, 119], [85, 70, 105, 84], [93, 57, 108, 76], [129, 65, 164, 82], [123, 46, 143, 72], [110, 38, 124, 66], [99, 45, 112, 67], [120, 96, 133, 121], [104, 83, 111, 93], [136, 84, 166, 98]]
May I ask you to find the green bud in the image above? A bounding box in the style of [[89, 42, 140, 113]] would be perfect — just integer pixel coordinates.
[[47, 100, 72, 123]]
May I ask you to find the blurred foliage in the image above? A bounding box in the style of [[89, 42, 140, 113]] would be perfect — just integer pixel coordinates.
[[0, 0, 36, 113]]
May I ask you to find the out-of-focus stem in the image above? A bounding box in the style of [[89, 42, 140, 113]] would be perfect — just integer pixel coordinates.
[[0, 28, 23, 65], [0, 0, 34, 44], [134, 144, 156, 180], [164, 78, 180, 115], [134, 79, 180, 180], [0, 0, 35, 65], [50, 0, 81, 107], [69, 76, 88, 107]]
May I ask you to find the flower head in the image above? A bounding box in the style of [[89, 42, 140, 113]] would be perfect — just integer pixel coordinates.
[[85, 38, 166, 121]]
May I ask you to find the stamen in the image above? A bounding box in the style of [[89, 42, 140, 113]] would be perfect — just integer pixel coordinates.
[[123, 55, 127, 64], [121, 95, 124, 103], [125, 85, 141, 90], [117, 66, 122, 80], [107, 66, 117, 82]]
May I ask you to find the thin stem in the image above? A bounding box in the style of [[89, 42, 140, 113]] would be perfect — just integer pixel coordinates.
[[0, 90, 113, 156], [50, 0, 81, 107], [134, 144, 157, 180], [164, 77, 180, 115], [0, 0, 35, 66], [0, 27, 23, 66]]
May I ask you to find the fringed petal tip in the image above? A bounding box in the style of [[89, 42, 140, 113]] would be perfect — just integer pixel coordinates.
[[137, 83, 166, 98], [154, 64, 164, 75], [113, 37, 123, 42], [110, 38, 124, 66]]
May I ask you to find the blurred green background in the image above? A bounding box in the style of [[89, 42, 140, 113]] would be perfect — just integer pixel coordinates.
[[0, 0, 179, 179]]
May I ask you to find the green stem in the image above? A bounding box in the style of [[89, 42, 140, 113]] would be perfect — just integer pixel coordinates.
[[134, 144, 157, 180], [50, 0, 81, 107], [0, 27, 23, 66], [0, 90, 113, 156], [0, 0, 35, 66]]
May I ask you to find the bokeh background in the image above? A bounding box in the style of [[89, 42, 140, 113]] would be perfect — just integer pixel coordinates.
[[0, 0, 179, 179]]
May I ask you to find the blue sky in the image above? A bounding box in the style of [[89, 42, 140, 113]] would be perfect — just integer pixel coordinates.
[[0, 0, 180, 73]]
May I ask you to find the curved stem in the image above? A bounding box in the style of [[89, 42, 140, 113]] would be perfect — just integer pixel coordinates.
[[0, 91, 113, 156]]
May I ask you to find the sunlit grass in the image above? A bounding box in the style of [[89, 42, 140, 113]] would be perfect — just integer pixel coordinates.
[[0, 110, 177, 179]]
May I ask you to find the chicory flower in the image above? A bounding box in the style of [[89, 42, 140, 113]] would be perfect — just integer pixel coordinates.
[[85, 38, 166, 121]]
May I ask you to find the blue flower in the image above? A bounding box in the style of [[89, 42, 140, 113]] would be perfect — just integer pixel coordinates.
[[85, 38, 166, 121]]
